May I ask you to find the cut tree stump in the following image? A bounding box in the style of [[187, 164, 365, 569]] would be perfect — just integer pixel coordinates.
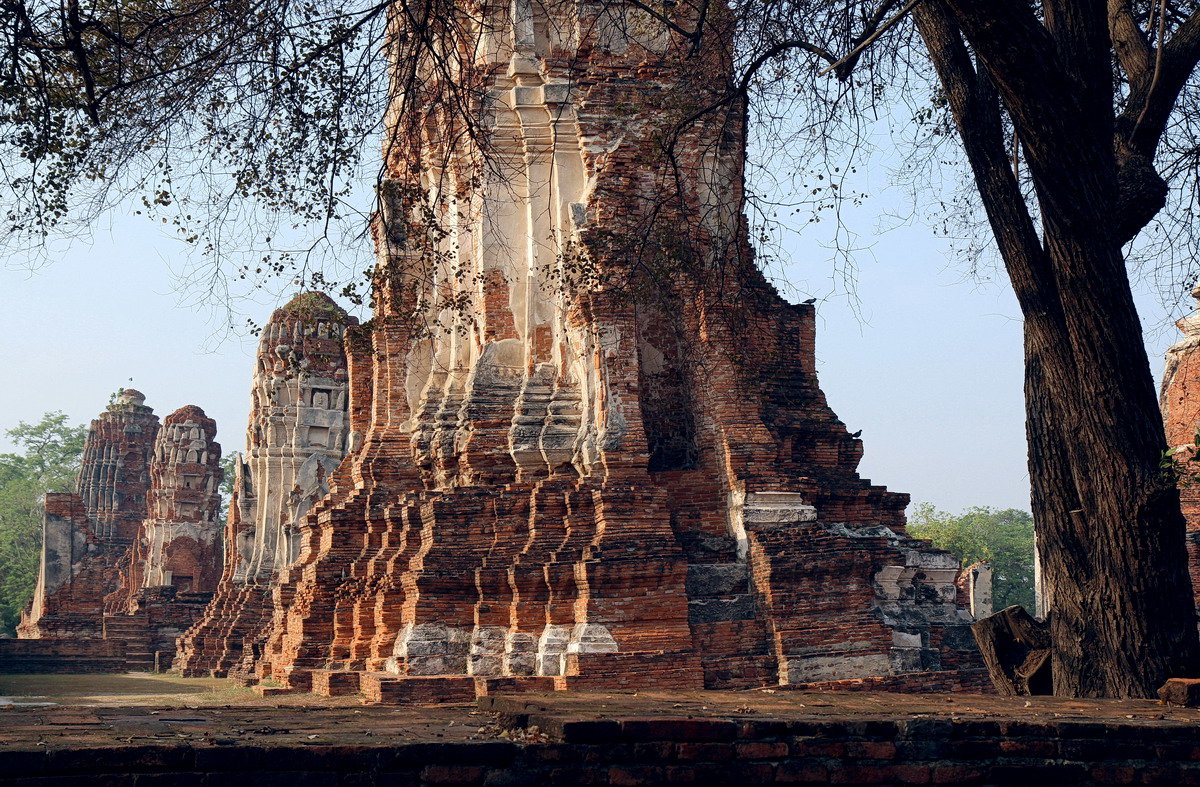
[[971, 605, 1052, 696]]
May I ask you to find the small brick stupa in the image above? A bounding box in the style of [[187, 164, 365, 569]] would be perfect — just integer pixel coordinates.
[[139, 405, 225, 591], [18, 394, 228, 670], [18, 390, 159, 638], [174, 294, 356, 676], [215, 0, 983, 700]]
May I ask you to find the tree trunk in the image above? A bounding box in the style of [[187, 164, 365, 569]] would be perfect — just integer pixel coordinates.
[[917, 0, 1200, 697], [972, 604, 1052, 695], [1031, 214, 1199, 697], [1024, 328, 1106, 695]]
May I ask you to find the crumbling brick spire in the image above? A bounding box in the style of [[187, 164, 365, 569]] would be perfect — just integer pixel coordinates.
[[75, 388, 159, 543], [137, 405, 224, 591], [175, 293, 356, 676], [225, 0, 984, 699], [18, 390, 159, 638]]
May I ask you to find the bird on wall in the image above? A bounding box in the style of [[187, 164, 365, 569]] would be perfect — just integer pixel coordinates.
[[849, 430, 862, 438], [802, 298, 817, 305]]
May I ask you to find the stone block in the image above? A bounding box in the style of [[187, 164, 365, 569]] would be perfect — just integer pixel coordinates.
[[685, 564, 749, 596], [617, 718, 739, 743], [312, 670, 361, 697], [1160, 678, 1200, 706], [362, 674, 477, 705], [474, 677, 556, 696]]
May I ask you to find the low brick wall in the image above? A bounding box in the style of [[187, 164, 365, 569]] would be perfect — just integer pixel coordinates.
[[788, 668, 993, 694], [0, 639, 127, 673], [3, 699, 1200, 784]]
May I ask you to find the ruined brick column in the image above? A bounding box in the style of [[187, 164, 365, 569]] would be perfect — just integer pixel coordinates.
[[18, 390, 159, 638], [243, 0, 980, 697], [174, 293, 355, 676], [98, 406, 225, 664], [1161, 285, 1200, 600], [135, 405, 224, 592]]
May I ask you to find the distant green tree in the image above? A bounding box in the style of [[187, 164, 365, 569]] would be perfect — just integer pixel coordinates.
[[217, 452, 239, 523], [908, 504, 1036, 614], [0, 413, 87, 636]]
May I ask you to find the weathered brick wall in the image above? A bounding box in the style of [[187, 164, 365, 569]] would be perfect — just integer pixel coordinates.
[[3, 708, 1198, 785], [16, 494, 101, 638], [129, 587, 216, 660], [0, 639, 128, 673]]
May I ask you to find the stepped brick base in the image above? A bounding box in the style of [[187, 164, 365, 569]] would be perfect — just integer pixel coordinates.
[[173, 585, 274, 677], [102, 613, 154, 671], [124, 588, 214, 669]]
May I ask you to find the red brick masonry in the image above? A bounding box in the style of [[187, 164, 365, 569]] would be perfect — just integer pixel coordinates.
[[1161, 287, 1200, 603], [17, 397, 225, 671], [1, 691, 1198, 784], [215, 0, 984, 697], [18, 390, 159, 639], [0, 639, 127, 673]]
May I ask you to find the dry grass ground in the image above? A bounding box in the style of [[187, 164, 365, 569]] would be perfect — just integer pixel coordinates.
[[0, 672, 362, 709]]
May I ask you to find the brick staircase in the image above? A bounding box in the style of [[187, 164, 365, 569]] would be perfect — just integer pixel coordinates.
[[102, 613, 154, 671]]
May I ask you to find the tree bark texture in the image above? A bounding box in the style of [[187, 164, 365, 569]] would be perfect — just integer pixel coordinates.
[[972, 605, 1052, 696], [916, 0, 1200, 697]]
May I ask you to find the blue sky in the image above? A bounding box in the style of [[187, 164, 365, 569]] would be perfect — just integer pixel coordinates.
[[0, 166, 1190, 516]]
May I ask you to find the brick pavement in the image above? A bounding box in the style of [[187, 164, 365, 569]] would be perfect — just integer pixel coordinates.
[[3, 686, 1199, 784]]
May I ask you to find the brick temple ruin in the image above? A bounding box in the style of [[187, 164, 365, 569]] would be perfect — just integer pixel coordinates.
[[1160, 284, 1200, 597], [18, 390, 159, 640], [175, 293, 356, 676], [170, 0, 984, 700], [16, 393, 226, 670], [14, 0, 990, 694]]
